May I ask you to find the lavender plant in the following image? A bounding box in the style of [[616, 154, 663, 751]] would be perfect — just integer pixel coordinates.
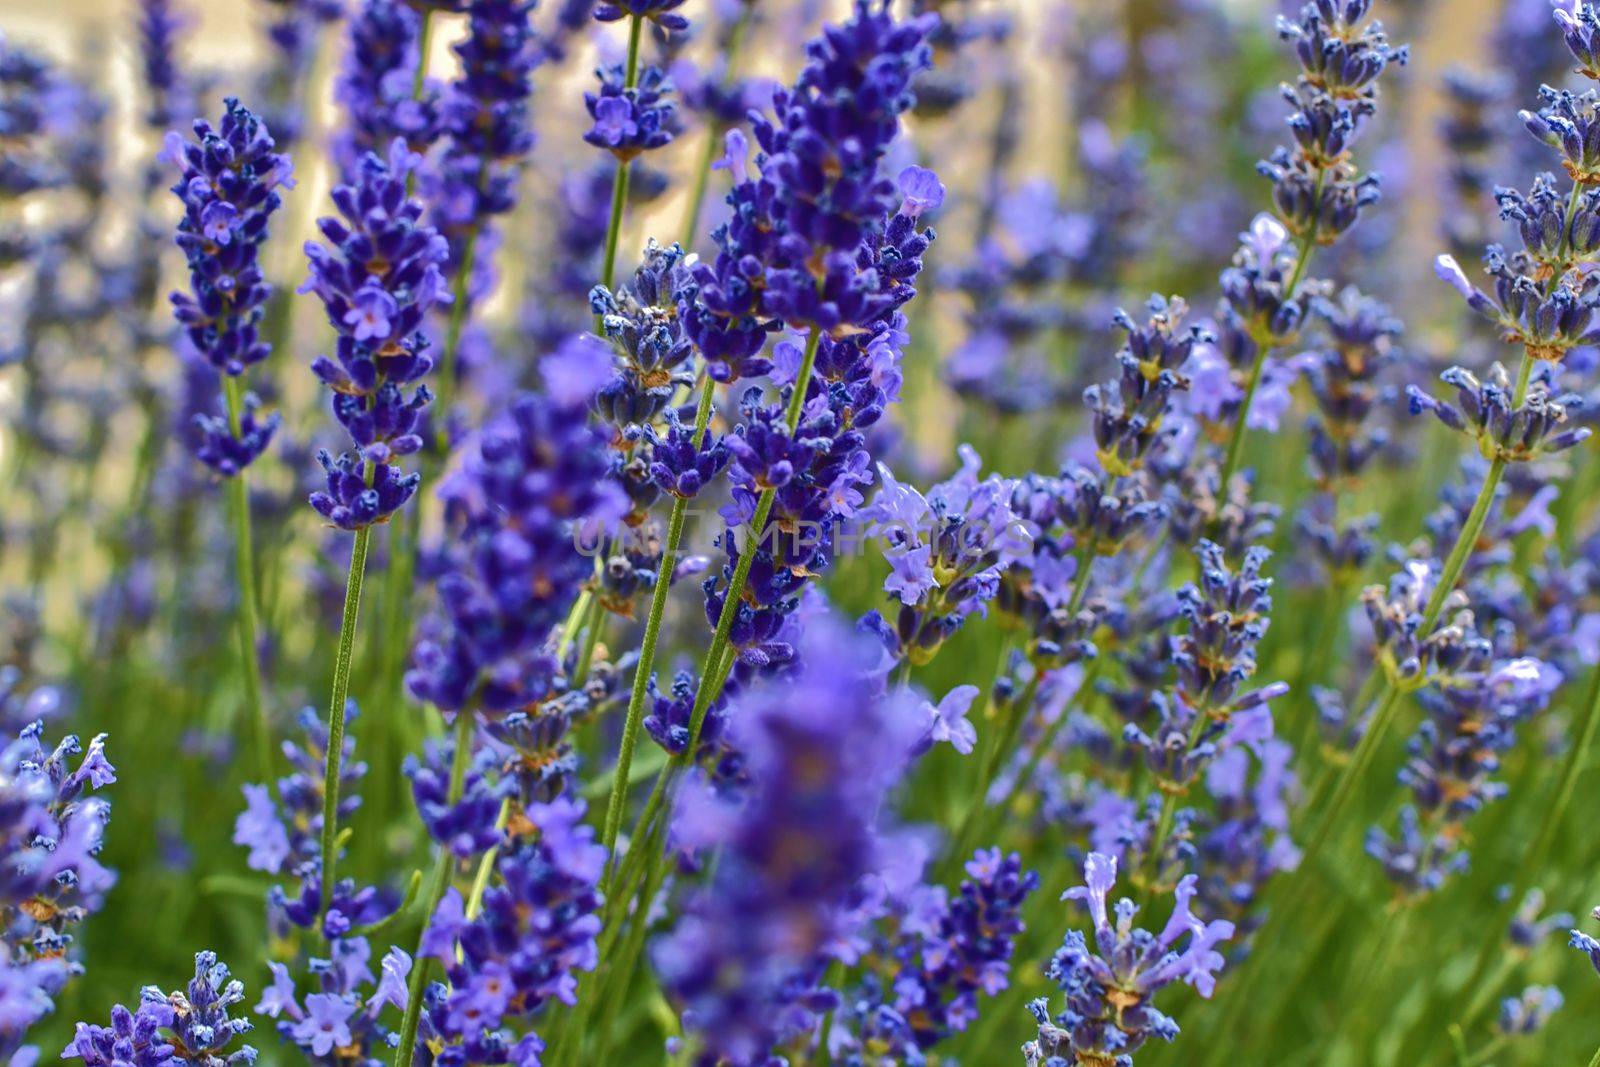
[[14, 0, 1600, 1064]]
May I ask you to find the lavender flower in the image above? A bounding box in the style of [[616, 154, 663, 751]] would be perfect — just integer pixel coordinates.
[[595, 0, 688, 32], [0, 723, 115, 1060], [416, 797, 605, 1061], [583, 64, 677, 161], [137, 0, 191, 130], [432, 0, 542, 245], [166, 99, 292, 473], [653, 622, 922, 1064], [64, 952, 255, 1067], [1024, 853, 1233, 1066], [332, 0, 437, 179], [680, 0, 935, 377], [407, 340, 621, 714], [838, 849, 1039, 1060], [302, 139, 451, 529], [861, 446, 1031, 667]]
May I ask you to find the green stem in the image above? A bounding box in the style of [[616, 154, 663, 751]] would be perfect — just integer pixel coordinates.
[[222, 377, 271, 783], [600, 378, 717, 867], [465, 797, 512, 920], [598, 333, 821, 934], [942, 671, 1042, 878], [317, 519, 373, 932], [392, 710, 477, 1067]]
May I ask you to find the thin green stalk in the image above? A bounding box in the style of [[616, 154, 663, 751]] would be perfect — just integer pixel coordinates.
[[600, 378, 717, 867], [598, 333, 821, 927], [942, 671, 1042, 878], [392, 710, 477, 1067], [318, 519, 374, 931], [222, 376, 271, 782], [590, 834, 673, 1064], [465, 797, 512, 920], [1587, 1042, 1600, 1067]]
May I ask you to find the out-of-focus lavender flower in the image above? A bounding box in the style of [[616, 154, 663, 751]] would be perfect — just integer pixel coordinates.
[[0, 722, 115, 1061], [302, 140, 451, 528], [332, 0, 437, 179], [407, 341, 622, 714], [1496, 984, 1562, 1035], [1298, 287, 1401, 575], [1368, 650, 1560, 894], [254, 0, 342, 150], [653, 621, 923, 1064], [432, 0, 542, 248], [595, 0, 688, 32], [1024, 853, 1233, 1065], [138, 0, 192, 130]]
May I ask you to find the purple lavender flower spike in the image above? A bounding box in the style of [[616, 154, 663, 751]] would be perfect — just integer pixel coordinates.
[[65, 952, 255, 1067], [407, 341, 622, 715], [332, 0, 438, 180], [654, 620, 923, 1064], [1026, 853, 1234, 1065], [166, 99, 292, 473], [302, 139, 451, 528]]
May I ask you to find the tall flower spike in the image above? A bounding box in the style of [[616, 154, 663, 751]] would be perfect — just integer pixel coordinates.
[[332, 0, 438, 179], [166, 98, 292, 473], [1025, 853, 1234, 1066], [653, 621, 923, 1064], [406, 339, 622, 714], [302, 139, 451, 529]]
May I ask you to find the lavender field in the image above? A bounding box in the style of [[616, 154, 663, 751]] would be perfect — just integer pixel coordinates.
[[3, 0, 1599, 1063]]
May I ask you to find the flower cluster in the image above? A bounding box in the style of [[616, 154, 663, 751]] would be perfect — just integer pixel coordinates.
[[416, 797, 605, 1063], [835, 848, 1040, 1061], [653, 623, 922, 1065], [166, 98, 292, 474], [65, 952, 255, 1067], [680, 0, 936, 376], [331, 0, 437, 179], [432, 0, 542, 253], [1024, 854, 1233, 1066], [583, 64, 677, 161], [302, 140, 452, 529], [408, 341, 621, 714], [0, 722, 115, 1061], [1368, 653, 1560, 895], [861, 446, 1031, 668], [232, 705, 368, 879]]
